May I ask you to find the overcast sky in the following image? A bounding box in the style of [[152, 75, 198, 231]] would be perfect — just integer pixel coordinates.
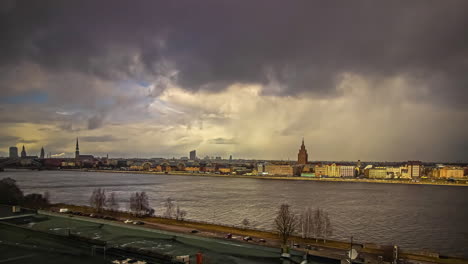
[[1, 0, 467, 161]]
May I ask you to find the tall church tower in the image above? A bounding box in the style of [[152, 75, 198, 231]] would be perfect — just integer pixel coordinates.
[[21, 145, 27, 158], [75, 138, 80, 159], [297, 138, 308, 165], [40, 147, 45, 159]]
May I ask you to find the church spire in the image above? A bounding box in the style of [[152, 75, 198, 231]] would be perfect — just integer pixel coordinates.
[[75, 138, 80, 158], [21, 145, 27, 158]]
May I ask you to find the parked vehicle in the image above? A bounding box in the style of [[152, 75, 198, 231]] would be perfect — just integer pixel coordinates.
[[190, 230, 199, 233], [243, 236, 252, 241], [225, 233, 232, 239], [133, 221, 144, 225], [258, 238, 266, 243], [59, 208, 69, 213], [124, 219, 133, 224]]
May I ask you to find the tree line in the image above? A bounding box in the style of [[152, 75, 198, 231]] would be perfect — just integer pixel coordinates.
[[275, 203, 333, 246], [89, 188, 187, 220]]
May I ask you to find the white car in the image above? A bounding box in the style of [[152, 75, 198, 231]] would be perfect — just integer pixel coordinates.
[[59, 208, 69, 213], [124, 219, 133, 224]]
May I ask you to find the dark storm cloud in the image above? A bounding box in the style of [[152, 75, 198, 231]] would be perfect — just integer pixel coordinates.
[[1, 0, 467, 104]]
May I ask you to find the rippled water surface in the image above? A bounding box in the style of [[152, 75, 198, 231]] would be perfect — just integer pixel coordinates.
[[4, 170, 468, 257]]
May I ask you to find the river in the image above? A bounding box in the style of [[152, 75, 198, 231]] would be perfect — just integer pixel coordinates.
[[3, 169, 468, 257]]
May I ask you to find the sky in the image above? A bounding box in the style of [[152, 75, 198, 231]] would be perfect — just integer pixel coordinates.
[[0, 0, 467, 162]]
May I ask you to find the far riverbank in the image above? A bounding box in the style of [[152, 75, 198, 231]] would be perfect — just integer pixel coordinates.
[[76, 169, 468, 187]]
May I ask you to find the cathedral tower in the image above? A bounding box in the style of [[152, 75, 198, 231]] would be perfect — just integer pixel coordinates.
[[297, 138, 308, 165]]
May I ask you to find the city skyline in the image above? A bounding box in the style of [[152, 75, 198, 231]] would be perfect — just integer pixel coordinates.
[[1, 1, 468, 162]]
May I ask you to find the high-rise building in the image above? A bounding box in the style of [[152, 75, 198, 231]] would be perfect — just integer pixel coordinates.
[[21, 145, 27, 158], [297, 138, 308, 165], [75, 138, 80, 159], [189, 150, 196, 160], [407, 161, 422, 178], [9, 147, 18, 158], [40, 147, 45, 159]]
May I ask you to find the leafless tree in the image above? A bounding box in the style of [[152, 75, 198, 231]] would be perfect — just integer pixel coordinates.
[[322, 212, 333, 242], [129, 191, 153, 217], [274, 203, 298, 245], [313, 208, 324, 242], [43, 191, 50, 204], [175, 204, 187, 221], [299, 207, 314, 238], [90, 188, 107, 213], [164, 197, 175, 218], [107, 192, 119, 212], [241, 218, 250, 229]]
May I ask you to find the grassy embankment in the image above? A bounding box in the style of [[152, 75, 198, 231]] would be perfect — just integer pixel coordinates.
[[50, 203, 468, 264], [83, 169, 468, 187]]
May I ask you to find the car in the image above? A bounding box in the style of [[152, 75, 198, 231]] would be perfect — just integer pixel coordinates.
[[133, 221, 144, 225], [190, 230, 199, 233], [258, 238, 266, 243], [225, 233, 232, 239], [293, 243, 300, 248], [243, 236, 252, 241], [124, 219, 133, 224], [59, 208, 69, 213]]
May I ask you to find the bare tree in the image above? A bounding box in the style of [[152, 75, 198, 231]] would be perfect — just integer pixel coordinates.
[[107, 192, 119, 212], [299, 207, 314, 238], [313, 208, 324, 242], [322, 212, 333, 243], [274, 203, 298, 245], [164, 197, 175, 218], [90, 188, 107, 213], [241, 218, 250, 229], [43, 191, 50, 204], [175, 204, 187, 221], [129, 192, 153, 217]]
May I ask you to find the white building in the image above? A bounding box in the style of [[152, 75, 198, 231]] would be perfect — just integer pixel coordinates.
[[339, 165, 355, 177]]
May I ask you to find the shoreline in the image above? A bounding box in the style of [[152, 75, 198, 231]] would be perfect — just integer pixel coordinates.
[[70, 169, 468, 187]]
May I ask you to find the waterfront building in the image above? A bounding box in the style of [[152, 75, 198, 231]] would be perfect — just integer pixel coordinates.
[[189, 150, 196, 160], [407, 161, 422, 178], [314, 164, 327, 177], [386, 167, 402, 178], [217, 166, 231, 174], [257, 163, 264, 174], [339, 165, 355, 177], [368, 167, 388, 179], [434, 167, 464, 178], [265, 164, 293, 176], [9, 146, 18, 158], [297, 138, 308, 165], [185, 166, 200, 173], [325, 163, 340, 177], [21, 145, 27, 158]]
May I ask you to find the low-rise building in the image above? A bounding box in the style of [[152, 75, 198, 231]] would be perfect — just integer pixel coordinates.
[[368, 167, 388, 179], [325, 163, 340, 177], [434, 167, 464, 178], [264, 164, 293, 176], [314, 165, 326, 177]]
